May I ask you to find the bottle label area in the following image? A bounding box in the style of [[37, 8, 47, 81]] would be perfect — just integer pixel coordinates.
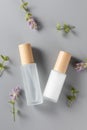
[[43, 70, 66, 102], [21, 63, 43, 105]]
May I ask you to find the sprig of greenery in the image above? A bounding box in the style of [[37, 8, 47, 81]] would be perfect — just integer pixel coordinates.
[[56, 23, 75, 33], [67, 87, 79, 107], [9, 100, 17, 122], [9, 87, 21, 122], [20, 0, 32, 21], [0, 55, 9, 75], [20, 0, 38, 30]]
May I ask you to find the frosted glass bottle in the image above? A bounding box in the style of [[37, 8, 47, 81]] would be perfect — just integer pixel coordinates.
[[43, 51, 71, 103], [18, 43, 43, 105]]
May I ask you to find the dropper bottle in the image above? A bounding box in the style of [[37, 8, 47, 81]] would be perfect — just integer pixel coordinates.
[[18, 43, 43, 105], [43, 51, 71, 103]]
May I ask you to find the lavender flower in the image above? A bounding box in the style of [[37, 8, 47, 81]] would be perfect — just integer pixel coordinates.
[[28, 17, 37, 30], [9, 87, 21, 122], [20, 0, 38, 30], [10, 87, 21, 101], [75, 62, 87, 72]]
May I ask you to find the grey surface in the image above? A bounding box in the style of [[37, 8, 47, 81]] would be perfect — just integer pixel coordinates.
[[0, 0, 87, 129]]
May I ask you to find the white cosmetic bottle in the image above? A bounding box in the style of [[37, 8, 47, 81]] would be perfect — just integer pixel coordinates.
[[43, 51, 71, 103], [18, 43, 43, 105]]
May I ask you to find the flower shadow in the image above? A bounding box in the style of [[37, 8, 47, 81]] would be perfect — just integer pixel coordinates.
[[18, 110, 29, 119], [17, 89, 26, 108], [34, 17, 43, 31], [70, 57, 82, 67]]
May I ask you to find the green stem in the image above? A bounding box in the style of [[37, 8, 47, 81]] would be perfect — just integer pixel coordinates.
[[20, 0, 28, 13], [23, 7, 28, 13], [12, 103, 16, 122]]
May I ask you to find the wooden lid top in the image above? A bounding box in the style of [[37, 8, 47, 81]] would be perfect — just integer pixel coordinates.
[[54, 51, 71, 73], [18, 43, 34, 65]]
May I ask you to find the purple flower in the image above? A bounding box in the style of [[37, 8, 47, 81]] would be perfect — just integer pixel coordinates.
[[75, 62, 87, 72], [10, 87, 21, 101], [28, 17, 37, 30], [9, 86, 21, 122]]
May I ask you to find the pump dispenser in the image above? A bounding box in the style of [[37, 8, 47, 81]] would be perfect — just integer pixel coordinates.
[[43, 51, 71, 103], [18, 43, 43, 105]]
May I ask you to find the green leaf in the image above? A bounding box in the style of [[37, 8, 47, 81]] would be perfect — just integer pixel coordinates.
[[71, 87, 75, 93], [71, 87, 75, 91], [67, 95, 73, 101], [67, 95, 76, 105], [71, 87, 79, 94], [9, 100, 15, 105], [0, 63, 4, 70], [0, 63, 3, 67], [63, 24, 70, 33], [56, 23, 61, 30], [0, 55, 9, 61], [23, 2, 28, 7], [4, 56, 9, 61], [25, 13, 32, 21], [20, 4, 24, 9], [20, 2, 28, 9], [64, 28, 70, 33]]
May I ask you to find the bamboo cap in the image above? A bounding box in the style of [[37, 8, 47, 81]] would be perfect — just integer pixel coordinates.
[[18, 43, 34, 65], [54, 51, 71, 73]]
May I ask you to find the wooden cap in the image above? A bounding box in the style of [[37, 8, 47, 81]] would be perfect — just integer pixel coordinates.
[[54, 51, 71, 73], [18, 43, 34, 65]]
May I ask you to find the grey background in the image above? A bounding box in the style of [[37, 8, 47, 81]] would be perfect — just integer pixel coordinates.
[[0, 0, 87, 129]]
